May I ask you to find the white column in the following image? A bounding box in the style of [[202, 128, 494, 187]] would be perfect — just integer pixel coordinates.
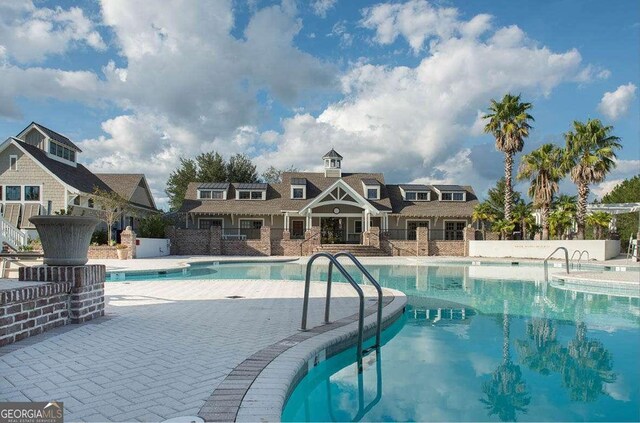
[[284, 212, 290, 231]]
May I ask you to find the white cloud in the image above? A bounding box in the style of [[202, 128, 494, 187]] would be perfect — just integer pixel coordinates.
[[0, 1, 105, 63], [591, 159, 640, 199], [598, 83, 637, 120], [311, 0, 337, 18]]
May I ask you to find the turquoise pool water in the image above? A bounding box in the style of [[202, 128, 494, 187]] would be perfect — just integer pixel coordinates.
[[111, 261, 640, 421]]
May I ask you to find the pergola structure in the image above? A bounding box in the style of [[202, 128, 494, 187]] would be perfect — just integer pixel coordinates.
[[586, 202, 640, 233]]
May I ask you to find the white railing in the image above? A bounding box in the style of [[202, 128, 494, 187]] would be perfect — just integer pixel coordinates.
[[0, 214, 28, 250]]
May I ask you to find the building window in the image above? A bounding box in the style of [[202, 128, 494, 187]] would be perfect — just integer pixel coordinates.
[[441, 192, 465, 201], [5, 186, 21, 201], [88, 198, 94, 208], [48, 141, 76, 162], [407, 221, 429, 240], [354, 220, 362, 234], [199, 219, 222, 229], [199, 190, 224, 199], [445, 221, 466, 240], [238, 191, 250, 199], [237, 190, 264, 200], [199, 190, 212, 199], [417, 192, 429, 201], [405, 192, 416, 201], [73, 196, 81, 205], [367, 188, 378, 200], [24, 186, 40, 201], [9, 155, 17, 171], [250, 191, 263, 200], [292, 188, 304, 199]]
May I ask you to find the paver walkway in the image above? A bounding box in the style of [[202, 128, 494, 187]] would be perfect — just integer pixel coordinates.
[[0, 279, 379, 422]]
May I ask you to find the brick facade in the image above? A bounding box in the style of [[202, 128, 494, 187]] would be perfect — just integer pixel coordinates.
[[1, 265, 106, 347], [87, 246, 118, 259]]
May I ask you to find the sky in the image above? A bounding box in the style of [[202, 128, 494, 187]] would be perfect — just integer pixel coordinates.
[[0, 0, 638, 210]]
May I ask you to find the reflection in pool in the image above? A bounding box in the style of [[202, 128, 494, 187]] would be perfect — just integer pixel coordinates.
[[280, 264, 639, 422]]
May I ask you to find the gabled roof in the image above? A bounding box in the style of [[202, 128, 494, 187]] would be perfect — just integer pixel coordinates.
[[399, 184, 431, 192], [11, 139, 110, 194], [94, 173, 158, 211], [17, 122, 82, 152], [299, 178, 379, 215], [387, 185, 478, 217], [322, 149, 343, 159], [432, 184, 465, 192]]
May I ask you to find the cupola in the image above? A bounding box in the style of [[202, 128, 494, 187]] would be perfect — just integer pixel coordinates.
[[323, 149, 343, 178]]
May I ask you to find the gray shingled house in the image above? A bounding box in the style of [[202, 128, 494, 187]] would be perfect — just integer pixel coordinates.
[[0, 122, 159, 249], [177, 149, 478, 254]]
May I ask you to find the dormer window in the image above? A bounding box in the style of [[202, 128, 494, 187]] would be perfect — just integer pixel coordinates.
[[198, 190, 225, 200], [234, 183, 267, 200], [291, 178, 307, 199], [399, 185, 430, 201], [48, 141, 76, 163], [362, 178, 380, 200], [367, 188, 378, 200], [441, 192, 465, 201]]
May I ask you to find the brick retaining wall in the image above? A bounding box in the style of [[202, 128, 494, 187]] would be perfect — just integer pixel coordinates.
[[428, 241, 465, 256], [87, 246, 118, 259], [0, 265, 106, 347]]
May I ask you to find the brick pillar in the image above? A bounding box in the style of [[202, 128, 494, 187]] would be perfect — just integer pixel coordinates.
[[282, 230, 291, 241], [417, 227, 429, 256], [120, 226, 137, 259], [260, 226, 271, 256], [19, 265, 106, 324], [463, 224, 475, 256], [210, 226, 222, 255], [304, 226, 321, 255], [368, 227, 380, 248]]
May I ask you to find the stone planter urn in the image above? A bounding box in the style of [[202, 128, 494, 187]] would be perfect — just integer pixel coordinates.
[[29, 216, 100, 266], [116, 246, 129, 260]]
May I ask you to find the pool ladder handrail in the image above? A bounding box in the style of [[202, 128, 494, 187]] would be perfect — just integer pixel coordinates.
[[570, 249, 590, 270], [543, 246, 570, 281], [301, 252, 383, 374]]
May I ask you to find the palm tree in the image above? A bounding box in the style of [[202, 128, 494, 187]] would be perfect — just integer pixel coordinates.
[[564, 119, 621, 239], [493, 219, 516, 240], [473, 203, 497, 239], [511, 200, 535, 240], [517, 144, 565, 240], [586, 211, 612, 239], [484, 94, 534, 226]]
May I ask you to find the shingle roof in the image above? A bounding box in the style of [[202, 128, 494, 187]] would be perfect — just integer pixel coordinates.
[[16, 140, 111, 194], [387, 185, 478, 217], [20, 122, 82, 152], [94, 173, 157, 210], [234, 183, 268, 190], [199, 182, 230, 189], [322, 149, 343, 159], [399, 184, 431, 192], [361, 178, 380, 185], [291, 178, 307, 185]]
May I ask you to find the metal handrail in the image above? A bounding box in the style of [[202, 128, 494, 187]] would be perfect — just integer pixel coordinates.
[[576, 250, 590, 270], [543, 247, 570, 281], [301, 252, 366, 373], [331, 251, 383, 349], [570, 249, 581, 265]]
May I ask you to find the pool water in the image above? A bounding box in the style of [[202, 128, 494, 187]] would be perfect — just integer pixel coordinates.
[[112, 261, 640, 421]]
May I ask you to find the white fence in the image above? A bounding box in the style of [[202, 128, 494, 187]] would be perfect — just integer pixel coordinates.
[[136, 238, 171, 258], [468, 240, 621, 261]]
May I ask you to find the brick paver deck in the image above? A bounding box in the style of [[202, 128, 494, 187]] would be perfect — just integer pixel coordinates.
[[0, 279, 383, 422]]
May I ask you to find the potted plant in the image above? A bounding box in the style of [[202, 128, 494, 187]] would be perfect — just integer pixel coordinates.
[[29, 208, 100, 266], [115, 244, 129, 260]]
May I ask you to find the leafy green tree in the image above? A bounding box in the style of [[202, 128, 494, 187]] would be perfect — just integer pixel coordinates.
[[512, 201, 537, 240], [484, 177, 523, 221], [518, 144, 566, 240], [493, 219, 516, 240], [473, 202, 497, 238], [166, 158, 198, 211], [138, 214, 170, 238], [226, 154, 259, 183], [564, 119, 621, 239], [196, 152, 226, 182], [261, 165, 299, 183], [548, 194, 577, 239], [484, 94, 534, 225], [602, 175, 640, 247]]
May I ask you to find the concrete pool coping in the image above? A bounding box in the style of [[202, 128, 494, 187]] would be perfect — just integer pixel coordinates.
[[197, 287, 406, 422]]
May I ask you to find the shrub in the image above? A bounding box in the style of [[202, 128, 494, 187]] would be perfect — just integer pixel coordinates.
[[91, 229, 108, 245], [138, 214, 169, 238]]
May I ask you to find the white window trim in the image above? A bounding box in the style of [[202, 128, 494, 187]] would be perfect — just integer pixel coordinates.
[[197, 217, 224, 229], [364, 186, 380, 201], [1, 184, 44, 204], [291, 185, 306, 200], [9, 155, 17, 171], [238, 218, 265, 227], [46, 140, 78, 167], [439, 191, 466, 202], [197, 189, 227, 200], [236, 190, 266, 200]]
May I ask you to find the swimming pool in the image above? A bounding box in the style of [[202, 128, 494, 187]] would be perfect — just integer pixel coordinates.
[[108, 260, 639, 420], [277, 263, 639, 421]]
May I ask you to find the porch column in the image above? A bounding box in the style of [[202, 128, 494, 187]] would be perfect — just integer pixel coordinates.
[[284, 212, 290, 231]]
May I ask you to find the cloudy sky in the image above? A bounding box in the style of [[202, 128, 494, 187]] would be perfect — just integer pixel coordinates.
[[0, 0, 638, 209]]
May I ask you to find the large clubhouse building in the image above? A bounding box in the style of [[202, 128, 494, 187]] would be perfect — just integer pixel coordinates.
[[177, 150, 478, 255], [0, 122, 158, 249]]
